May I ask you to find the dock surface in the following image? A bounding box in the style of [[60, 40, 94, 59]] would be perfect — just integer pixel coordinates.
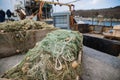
[[0, 46, 120, 80]]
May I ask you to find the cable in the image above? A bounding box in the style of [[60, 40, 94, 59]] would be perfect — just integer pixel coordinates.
[[66, 0, 80, 4]]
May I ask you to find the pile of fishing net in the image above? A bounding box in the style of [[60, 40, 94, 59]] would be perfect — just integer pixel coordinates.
[[0, 19, 54, 32], [1, 30, 83, 80]]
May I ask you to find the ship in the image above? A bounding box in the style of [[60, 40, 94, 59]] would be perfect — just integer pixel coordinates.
[[0, 0, 120, 80]]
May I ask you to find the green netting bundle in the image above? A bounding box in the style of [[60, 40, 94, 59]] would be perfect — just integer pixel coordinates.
[[0, 19, 54, 32], [1, 29, 83, 80]]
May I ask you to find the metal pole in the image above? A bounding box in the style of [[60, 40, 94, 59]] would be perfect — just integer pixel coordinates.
[[45, 6, 47, 19], [24, 0, 26, 7]]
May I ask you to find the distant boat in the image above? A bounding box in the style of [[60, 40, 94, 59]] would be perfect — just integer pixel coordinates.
[[77, 21, 85, 24]]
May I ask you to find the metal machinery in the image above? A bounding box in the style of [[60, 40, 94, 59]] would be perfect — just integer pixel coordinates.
[[52, 12, 71, 29], [13, 0, 27, 20], [15, 0, 78, 30], [34, 0, 78, 30]]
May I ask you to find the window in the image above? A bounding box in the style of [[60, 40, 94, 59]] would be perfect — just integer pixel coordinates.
[[54, 15, 67, 24]]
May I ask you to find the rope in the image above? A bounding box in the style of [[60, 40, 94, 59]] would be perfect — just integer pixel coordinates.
[[54, 37, 73, 70]]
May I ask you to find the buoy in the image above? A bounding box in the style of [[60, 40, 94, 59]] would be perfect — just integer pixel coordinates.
[[72, 61, 78, 68], [16, 49, 20, 53]]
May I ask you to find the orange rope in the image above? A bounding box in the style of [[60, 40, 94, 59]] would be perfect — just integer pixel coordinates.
[[38, 1, 45, 20]]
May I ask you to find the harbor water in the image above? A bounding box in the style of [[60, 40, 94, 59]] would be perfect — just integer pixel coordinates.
[[83, 20, 120, 26]]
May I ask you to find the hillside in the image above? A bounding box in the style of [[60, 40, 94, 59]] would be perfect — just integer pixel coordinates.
[[74, 6, 120, 19]]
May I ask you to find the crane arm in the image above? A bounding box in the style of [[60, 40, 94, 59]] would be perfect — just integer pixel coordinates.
[[34, 0, 77, 30], [38, 1, 45, 20], [66, 0, 80, 4], [34, 0, 74, 11]]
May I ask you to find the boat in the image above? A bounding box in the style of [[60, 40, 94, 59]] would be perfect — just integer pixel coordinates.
[[0, 0, 120, 80]]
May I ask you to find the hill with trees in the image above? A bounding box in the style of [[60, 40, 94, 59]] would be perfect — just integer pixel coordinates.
[[74, 6, 120, 19]]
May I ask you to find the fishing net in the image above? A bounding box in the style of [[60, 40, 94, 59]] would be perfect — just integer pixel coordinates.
[[0, 19, 54, 32], [0, 19, 56, 58], [1, 29, 83, 80]]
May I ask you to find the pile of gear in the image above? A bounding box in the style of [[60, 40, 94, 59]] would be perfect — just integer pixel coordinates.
[[1, 30, 83, 80], [0, 19, 54, 32]]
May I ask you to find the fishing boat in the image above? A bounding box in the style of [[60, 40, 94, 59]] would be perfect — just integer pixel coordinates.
[[0, 0, 120, 80]]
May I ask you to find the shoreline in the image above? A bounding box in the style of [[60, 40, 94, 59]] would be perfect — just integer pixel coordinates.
[[75, 17, 120, 22]]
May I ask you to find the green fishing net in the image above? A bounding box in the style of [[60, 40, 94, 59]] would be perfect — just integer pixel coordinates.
[[0, 19, 54, 32], [1, 29, 83, 80]]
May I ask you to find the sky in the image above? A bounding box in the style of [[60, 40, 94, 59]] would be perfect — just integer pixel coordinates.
[[0, 0, 120, 12], [52, 0, 120, 12]]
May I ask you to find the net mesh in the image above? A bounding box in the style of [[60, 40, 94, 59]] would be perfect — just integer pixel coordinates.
[[0, 19, 54, 32], [1, 29, 83, 80]]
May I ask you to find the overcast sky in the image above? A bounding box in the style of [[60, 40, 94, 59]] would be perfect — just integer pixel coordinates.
[[0, 0, 120, 12], [52, 0, 120, 12]]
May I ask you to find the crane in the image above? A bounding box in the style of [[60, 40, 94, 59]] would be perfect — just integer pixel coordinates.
[[34, 0, 78, 30], [34, 0, 74, 18], [66, 0, 80, 4]]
